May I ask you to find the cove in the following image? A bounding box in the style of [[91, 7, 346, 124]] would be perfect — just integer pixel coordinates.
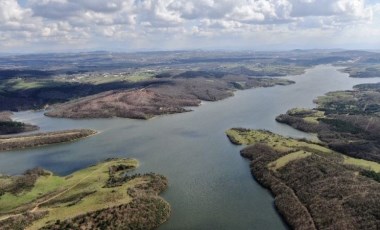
[[1, 65, 379, 229]]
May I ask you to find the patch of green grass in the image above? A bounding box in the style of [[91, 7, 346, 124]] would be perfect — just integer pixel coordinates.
[[74, 71, 155, 85], [225, 129, 256, 145], [127, 71, 155, 82], [251, 65, 305, 75], [286, 108, 325, 124], [303, 111, 324, 124], [268, 150, 312, 171], [76, 74, 129, 84], [286, 108, 313, 116], [226, 128, 332, 154], [227, 128, 380, 174], [315, 91, 355, 107], [27, 159, 145, 229], [0, 79, 60, 92], [30, 175, 145, 229], [343, 156, 380, 173], [0, 159, 139, 218], [303, 117, 319, 124], [0, 175, 65, 213]]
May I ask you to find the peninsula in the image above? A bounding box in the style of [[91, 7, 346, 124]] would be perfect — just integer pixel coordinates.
[[226, 128, 380, 229], [0, 158, 170, 229], [0, 129, 97, 151]]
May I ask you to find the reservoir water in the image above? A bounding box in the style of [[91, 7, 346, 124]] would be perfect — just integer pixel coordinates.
[[1, 65, 379, 229]]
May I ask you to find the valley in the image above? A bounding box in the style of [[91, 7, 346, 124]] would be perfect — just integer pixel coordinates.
[[0, 51, 379, 229]]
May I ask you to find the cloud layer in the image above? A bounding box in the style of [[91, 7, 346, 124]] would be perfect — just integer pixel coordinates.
[[0, 0, 379, 52]]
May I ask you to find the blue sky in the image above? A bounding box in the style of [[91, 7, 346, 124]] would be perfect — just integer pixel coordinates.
[[0, 0, 379, 53], [17, 0, 26, 6]]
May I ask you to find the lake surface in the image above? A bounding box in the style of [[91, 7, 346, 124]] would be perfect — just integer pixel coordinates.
[[1, 65, 379, 229]]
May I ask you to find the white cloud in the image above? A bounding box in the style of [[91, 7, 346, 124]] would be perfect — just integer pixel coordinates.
[[168, 0, 234, 20], [0, 0, 378, 52], [0, 0, 29, 21], [290, 0, 372, 18], [227, 0, 293, 24], [137, 0, 183, 27]]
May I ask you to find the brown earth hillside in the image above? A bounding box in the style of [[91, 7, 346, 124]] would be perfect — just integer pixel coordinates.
[[45, 77, 294, 120], [0, 129, 97, 151]]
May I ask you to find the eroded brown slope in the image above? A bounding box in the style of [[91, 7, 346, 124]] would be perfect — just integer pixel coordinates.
[[45, 89, 200, 119], [45, 77, 293, 119], [0, 129, 97, 151]]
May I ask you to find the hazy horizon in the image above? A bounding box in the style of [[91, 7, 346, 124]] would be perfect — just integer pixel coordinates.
[[2, 48, 380, 56], [1, 0, 380, 53]]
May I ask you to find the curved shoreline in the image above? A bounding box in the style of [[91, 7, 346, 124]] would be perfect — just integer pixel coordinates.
[[44, 78, 294, 120], [0, 129, 98, 152]]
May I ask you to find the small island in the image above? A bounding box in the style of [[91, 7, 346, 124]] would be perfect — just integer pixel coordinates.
[[0, 158, 170, 229], [0, 129, 97, 151]]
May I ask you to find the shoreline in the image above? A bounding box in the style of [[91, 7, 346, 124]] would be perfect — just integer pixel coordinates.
[[43, 78, 294, 120], [0, 129, 98, 152]]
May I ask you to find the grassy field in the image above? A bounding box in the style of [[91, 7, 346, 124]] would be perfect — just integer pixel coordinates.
[[72, 71, 155, 85], [127, 71, 155, 82], [286, 108, 325, 124], [0, 79, 62, 92], [0, 173, 64, 213], [0, 159, 137, 213], [28, 159, 141, 229], [268, 150, 312, 171], [0, 158, 170, 229], [226, 128, 380, 173], [314, 91, 356, 108], [226, 128, 330, 154], [344, 156, 380, 173]]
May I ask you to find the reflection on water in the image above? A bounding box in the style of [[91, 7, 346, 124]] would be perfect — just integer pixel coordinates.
[[1, 65, 379, 229]]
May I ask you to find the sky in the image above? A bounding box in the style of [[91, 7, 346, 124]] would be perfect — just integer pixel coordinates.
[[0, 0, 380, 53]]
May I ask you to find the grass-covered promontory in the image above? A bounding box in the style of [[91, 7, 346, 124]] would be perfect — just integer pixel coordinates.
[[276, 82, 380, 163], [0, 129, 97, 151], [0, 158, 170, 230], [226, 128, 380, 230]]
